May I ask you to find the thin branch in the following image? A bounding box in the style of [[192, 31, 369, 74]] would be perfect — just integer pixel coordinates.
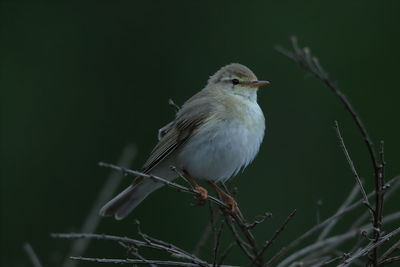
[[379, 256, 400, 266], [63, 145, 137, 267], [266, 175, 400, 266], [338, 226, 400, 267], [246, 212, 273, 230], [212, 221, 224, 267], [379, 238, 400, 262], [192, 206, 214, 257], [276, 37, 379, 178], [317, 183, 359, 241], [217, 242, 236, 267], [250, 209, 297, 266], [23, 243, 44, 267], [52, 233, 207, 266], [221, 183, 259, 257], [334, 121, 375, 220], [69, 256, 239, 267], [276, 212, 400, 267], [275, 230, 359, 267], [118, 242, 157, 267], [221, 204, 255, 264], [98, 162, 230, 210]]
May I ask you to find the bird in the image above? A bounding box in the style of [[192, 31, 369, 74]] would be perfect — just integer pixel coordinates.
[[100, 63, 268, 220]]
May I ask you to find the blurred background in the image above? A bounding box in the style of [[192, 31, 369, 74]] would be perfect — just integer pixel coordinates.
[[1, 1, 400, 266]]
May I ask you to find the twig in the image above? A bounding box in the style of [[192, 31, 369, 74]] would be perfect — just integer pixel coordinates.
[[52, 233, 207, 266], [23, 243, 44, 267], [317, 183, 359, 241], [246, 213, 273, 230], [217, 242, 236, 267], [276, 37, 379, 178], [221, 184, 259, 257], [372, 140, 387, 263], [69, 256, 239, 267], [379, 256, 400, 266], [334, 121, 375, 220], [337, 226, 400, 267], [62, 145, 137, 267], [379, 238, 400, 263], [212, 221, 224, 267], [135, 222, 209, 267], [276, 213, 400, 267], [98, 162, 230, 210], [192, 205, 215, 257], [250, 210, 297, 266], [221, 204, 255, 264], [118, 242, 157, 267], [266, 176, 400, 266], [275, 230, 359, 267]]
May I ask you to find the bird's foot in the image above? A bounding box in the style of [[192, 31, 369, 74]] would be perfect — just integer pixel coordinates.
[[194, 185, 208, 205], [223, 194, 239, 215]]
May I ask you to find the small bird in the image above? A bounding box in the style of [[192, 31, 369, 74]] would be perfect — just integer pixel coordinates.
[[100, 63, 268, 220]]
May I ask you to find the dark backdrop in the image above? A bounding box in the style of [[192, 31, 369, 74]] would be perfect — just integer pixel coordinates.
[[1, 1, 400, 266]]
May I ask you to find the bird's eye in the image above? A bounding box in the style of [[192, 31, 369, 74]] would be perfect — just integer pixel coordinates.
[[231, 79, 240, 85]]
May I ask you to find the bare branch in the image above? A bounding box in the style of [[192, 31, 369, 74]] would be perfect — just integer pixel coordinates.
[[334, 121, 375, 220], [52, 233, 208, 266], [276, 37, 379, 179], [276, 212, 400, 267], [338, 226, 400, 266], [212, 221, 224, 267], [266, 176, 400, 265], [317, 183, 359, 241], [23, 243, 44, 267], [69, 256, 239, 267], [250, 210, 297, 266], [98, 162, 231, 210], [217, 242, 236, 267], [118, 242, 157, 267], [63, 145, 137, 267], [379, 238, 400, 263]]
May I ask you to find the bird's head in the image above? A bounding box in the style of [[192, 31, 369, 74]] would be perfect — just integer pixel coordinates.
[[207, 63, 269, 100]]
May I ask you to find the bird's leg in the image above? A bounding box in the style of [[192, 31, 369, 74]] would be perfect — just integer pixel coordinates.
[[206, 181, 239, 214], [183, 172, 208, 203]]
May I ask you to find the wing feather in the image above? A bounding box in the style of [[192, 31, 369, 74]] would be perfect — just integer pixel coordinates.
[[139, 98, 215, 177]]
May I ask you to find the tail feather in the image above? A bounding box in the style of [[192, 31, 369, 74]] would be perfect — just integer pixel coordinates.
[[99, 181, 161, 220]]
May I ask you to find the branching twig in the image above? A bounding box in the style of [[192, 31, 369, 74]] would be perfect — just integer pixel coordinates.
[[98, 162, 230, 211], [70, 256, 238, 267], [63, 145, 137, 267], [276, 212, 400, 267], [276, 37, 379, 177], [250, 210, 297, 266], [317, 183, 359, 241], [266, 176, 400, 265], [338, 226, 400, 267]]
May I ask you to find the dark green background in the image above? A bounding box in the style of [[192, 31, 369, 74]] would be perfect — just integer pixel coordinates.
[[1, 1, 399, 266]]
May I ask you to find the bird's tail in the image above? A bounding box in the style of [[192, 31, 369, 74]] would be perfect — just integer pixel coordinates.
[[99, 179, 161, 220]]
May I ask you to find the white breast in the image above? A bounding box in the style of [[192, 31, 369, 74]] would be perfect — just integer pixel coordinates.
[[177, 100, 265, 182]]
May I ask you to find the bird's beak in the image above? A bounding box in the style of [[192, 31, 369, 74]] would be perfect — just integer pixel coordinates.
[[247, 80, 270, 88]]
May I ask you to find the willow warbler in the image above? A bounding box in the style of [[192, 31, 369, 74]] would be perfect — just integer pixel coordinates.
[[100, 63, 269, 220]]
